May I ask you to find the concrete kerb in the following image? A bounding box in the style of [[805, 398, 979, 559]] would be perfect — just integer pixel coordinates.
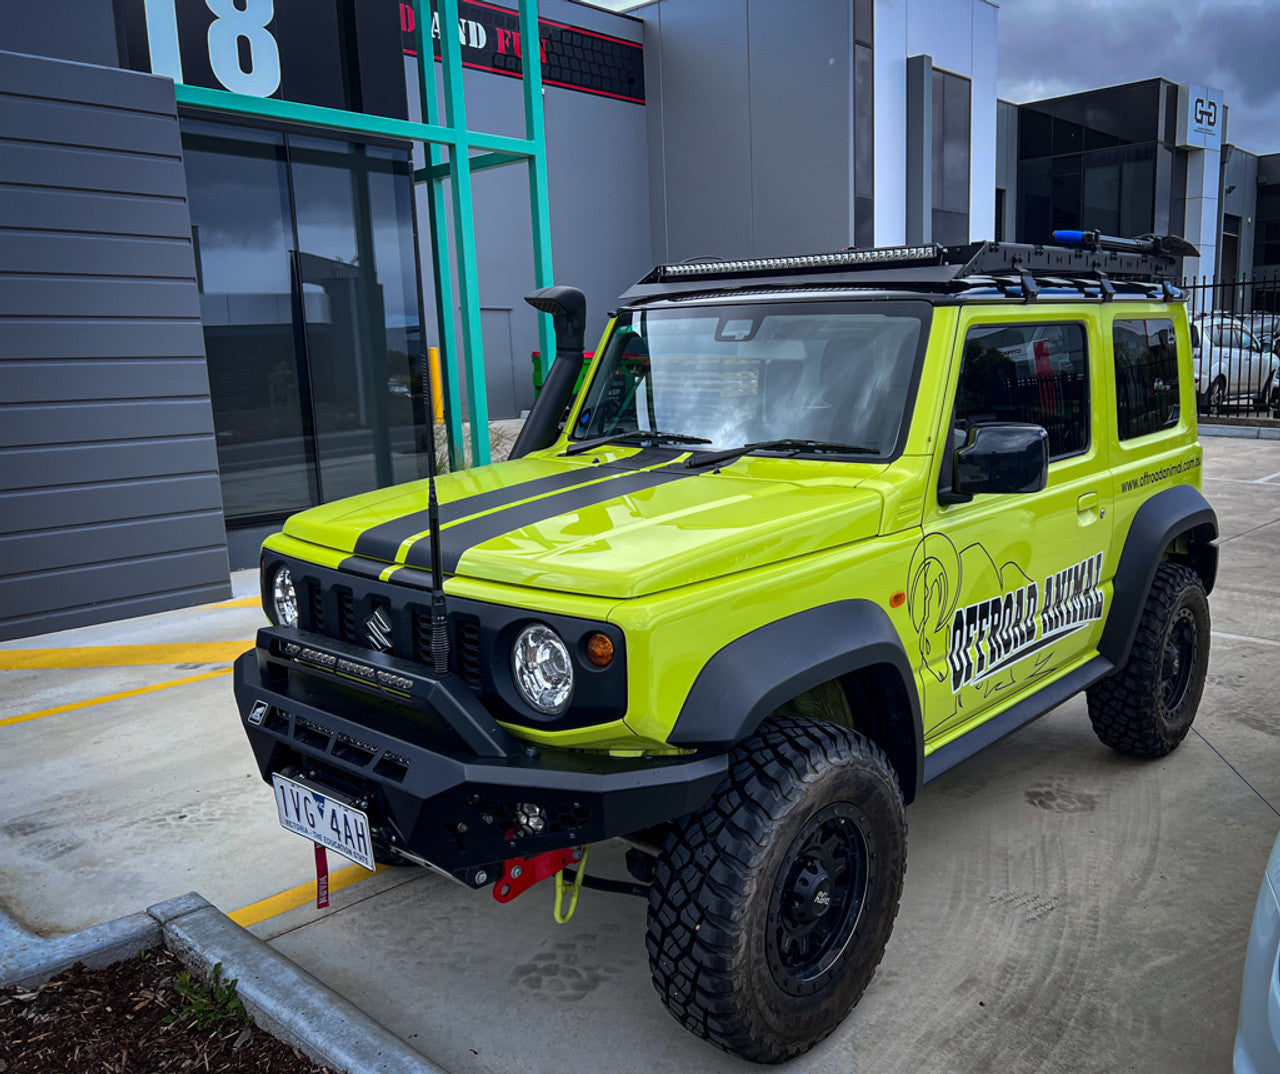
[[1201, 422, 1280, 440], [2, 892, 447, 1074]]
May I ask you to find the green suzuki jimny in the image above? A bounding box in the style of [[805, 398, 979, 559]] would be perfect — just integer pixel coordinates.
[[237, 232, 1216, 1062]]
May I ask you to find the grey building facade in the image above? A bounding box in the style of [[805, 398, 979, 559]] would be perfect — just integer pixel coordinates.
[[1, 0, 999, 639]]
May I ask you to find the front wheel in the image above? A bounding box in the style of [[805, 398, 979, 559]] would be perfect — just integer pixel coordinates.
[[1086, 562, 1209, 758], [645, 716, 906, 1064]]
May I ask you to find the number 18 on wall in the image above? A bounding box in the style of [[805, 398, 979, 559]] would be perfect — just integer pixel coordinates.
[[142, 0, 282, 97]]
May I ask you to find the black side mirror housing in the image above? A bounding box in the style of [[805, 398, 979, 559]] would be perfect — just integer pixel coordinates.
[[943, 423, 1049, 503], [509, 286, 587, 460]]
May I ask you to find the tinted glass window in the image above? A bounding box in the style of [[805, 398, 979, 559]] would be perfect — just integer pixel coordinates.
[[955, 323, 1090, 459], [932, 68, 970, 243], [1113, 319, 1179, 440]]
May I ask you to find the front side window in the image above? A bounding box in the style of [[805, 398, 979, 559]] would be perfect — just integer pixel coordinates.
[[954, 322, 1090, 459], [572, 301, 930, 459], [1113, 319, 1179, 440]]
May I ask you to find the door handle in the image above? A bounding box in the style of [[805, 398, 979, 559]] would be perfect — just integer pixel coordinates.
[[1077, 491, 1100, 519]]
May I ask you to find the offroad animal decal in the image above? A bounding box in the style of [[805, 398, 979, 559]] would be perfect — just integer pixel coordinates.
[[948, 551, 1103, 692], [908, 535, 1105, 726]]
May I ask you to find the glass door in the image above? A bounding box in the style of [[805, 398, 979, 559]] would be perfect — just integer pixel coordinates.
[[183, 120, 427, 525]]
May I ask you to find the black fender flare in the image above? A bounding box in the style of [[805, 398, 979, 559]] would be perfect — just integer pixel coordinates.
[[1099, 484, 1218, 668], [667, 600, 924, 802]]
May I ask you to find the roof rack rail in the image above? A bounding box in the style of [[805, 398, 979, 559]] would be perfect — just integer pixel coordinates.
[[623, 235, 1198, 303]]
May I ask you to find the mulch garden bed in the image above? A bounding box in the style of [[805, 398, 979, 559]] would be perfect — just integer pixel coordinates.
[[0, 949, 340, 1073]]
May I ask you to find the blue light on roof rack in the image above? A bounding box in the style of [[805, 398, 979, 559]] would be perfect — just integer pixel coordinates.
[[1052, 230, 1087, 246]]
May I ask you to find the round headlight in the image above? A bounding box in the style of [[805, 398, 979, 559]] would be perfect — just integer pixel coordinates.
[[271, 566, 298, 627], [512, 624, 574, 714]]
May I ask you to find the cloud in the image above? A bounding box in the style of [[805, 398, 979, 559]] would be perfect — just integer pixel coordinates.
[[998, 0, 1280, 154]]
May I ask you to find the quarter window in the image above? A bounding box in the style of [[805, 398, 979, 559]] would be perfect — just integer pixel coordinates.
[[1113, 319, 1179, 440], [954, 322, 1090, 459]]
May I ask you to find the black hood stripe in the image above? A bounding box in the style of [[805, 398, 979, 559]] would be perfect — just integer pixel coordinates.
[[351, 447, 682, 564], [403, 461, 695, 574]]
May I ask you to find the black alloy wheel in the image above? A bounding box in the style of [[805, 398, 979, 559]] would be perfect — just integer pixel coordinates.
[[1160, 609, 1198, 711], [767, 802, 870, 996]]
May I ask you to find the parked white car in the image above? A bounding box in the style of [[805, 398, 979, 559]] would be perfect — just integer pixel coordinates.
[[1192, 314, 1280, 415], [1235, 827, 1280, 1073]]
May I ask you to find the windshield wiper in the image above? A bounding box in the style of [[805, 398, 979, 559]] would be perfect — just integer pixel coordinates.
[[563, 430, 713, 456], [686, 438, 880, 469]]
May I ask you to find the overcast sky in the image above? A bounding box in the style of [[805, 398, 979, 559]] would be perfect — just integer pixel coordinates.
[[998, 0, 1280, 155]]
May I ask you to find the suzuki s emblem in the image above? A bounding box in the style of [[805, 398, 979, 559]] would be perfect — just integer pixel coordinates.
[[365, 607, 393, 652]]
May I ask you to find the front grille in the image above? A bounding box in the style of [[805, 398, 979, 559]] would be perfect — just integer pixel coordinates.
[[337, 588, 356, 642], [306, 581, 324, 632], [412, 609, 433, 663], [458, 620, 483, 687]]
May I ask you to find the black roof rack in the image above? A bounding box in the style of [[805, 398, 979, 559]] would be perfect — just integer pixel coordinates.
[[621, 234, 1197, 305]]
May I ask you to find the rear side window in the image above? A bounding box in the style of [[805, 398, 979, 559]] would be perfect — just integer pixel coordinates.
[[1113, 319, 1179, 440], [954, 322, 1089, 459]]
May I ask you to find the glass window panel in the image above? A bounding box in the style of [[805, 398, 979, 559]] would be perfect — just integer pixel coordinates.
[[182, 122, 318, 522], [1052, 117, 1083, 156], [1082, 149, 1120, 234], [943, 72, 970, 213], [1119, 143, 1156, 238], [1019, 108, 1053, 160], [932, 208, 968, 246], [854, 43, 874, 198], [1051, 155, 1082, 233], [1114, 319, 1179, 439], [955, 322, 1089, 459], [932, 70, 945, 212], [854, 0, 873, 45], [289, 136, 426, 501], [854, 195, 874, 249], [1018, 159, 1052, 243]]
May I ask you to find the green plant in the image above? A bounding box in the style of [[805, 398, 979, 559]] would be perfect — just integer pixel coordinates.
[[166, 962, 252, 1030]]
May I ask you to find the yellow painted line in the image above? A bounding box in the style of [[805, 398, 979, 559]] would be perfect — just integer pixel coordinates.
[[206, 596, 262, 609], [0, 642, 250, 670], [0, 668, 233, 728], [229, 862, 388, 927]]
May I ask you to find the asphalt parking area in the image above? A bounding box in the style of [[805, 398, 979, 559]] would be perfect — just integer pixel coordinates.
[[4, 434, 1280, 1072]]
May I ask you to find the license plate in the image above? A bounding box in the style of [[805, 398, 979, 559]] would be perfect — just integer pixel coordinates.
[[272, 774, 375, 871]]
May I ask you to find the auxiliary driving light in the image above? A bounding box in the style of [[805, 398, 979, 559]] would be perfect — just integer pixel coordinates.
[[512, 623, 574, 714], [271, 565, 299, 627]]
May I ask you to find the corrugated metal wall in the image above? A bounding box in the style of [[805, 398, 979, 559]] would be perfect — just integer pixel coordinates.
[[0, 49, 231, 641]]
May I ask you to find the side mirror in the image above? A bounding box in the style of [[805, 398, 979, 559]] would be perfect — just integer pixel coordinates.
[[943, 423, 1048, 503], [1190, 324, 1201, 348]]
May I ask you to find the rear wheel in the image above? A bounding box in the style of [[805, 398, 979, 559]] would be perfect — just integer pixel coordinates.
[[1086, 562, 1209, 758], [645, 716, 906, 1064], [1201, 375, 1226, 415]]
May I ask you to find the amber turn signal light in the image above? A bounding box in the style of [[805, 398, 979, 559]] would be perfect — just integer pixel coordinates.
[[586, 632, 615, 667], [889, 590, 906, 608]]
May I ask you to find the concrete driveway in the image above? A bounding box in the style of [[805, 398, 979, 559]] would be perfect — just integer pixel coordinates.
[[4, 435, 1280, 1072]]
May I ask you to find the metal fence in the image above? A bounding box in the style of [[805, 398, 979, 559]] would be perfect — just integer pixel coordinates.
[[1183, 274, 1280, 418]]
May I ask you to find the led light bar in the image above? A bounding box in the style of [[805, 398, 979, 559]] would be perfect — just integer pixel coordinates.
[[657, 245, 942, 279]]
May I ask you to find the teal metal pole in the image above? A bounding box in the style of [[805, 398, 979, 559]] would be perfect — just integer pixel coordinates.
[[438, 0, 491, 467], [518, 0, 556, 368], [411, 0, 466, 470]]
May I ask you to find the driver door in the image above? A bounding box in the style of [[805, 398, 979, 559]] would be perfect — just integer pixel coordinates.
[[912, 311, 1113, 746]]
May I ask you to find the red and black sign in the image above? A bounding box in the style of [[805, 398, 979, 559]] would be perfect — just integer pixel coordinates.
[[401, 1, 644, 106]]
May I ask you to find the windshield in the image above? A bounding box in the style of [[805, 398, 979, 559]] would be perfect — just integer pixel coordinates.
[[571, 300, 930, 458]]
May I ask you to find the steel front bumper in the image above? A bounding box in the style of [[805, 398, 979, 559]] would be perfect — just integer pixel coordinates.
[[234, 626, 728, 886]]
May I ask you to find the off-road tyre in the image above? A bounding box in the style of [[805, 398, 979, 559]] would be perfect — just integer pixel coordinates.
[[645, 716, 906, 1064], [1086, 562, 1209, 758]]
